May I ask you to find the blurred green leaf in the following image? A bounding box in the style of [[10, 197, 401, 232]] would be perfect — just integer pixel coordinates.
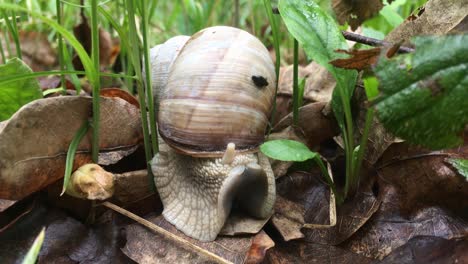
[[363, 76, 379, 99], [447, 158, 468, 179], [375, 35, 468, 149], [260, 139, 317, 162], [0, 58, 42, 121], [278, 0, 357, 129]]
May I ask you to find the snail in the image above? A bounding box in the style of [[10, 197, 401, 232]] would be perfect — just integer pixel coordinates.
[[150, 26, 276, 242]]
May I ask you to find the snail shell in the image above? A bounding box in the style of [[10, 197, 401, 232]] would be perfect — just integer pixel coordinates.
[[158, 26, 276, 157], [149, 35, 190, 114]]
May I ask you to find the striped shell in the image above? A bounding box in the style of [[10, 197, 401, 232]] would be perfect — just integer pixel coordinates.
[[158, 26, 276, 157], [149, 35, 190, 114]]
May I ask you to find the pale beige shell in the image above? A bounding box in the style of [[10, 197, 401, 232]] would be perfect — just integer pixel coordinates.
[[149, 35, 190, 112], [158, 26, 276, 157]]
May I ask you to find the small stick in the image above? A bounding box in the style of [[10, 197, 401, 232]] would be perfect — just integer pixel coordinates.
[[100, 201, 233, 264], [342, 31, 414, 53]]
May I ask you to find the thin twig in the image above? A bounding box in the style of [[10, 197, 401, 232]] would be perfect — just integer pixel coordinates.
[[100, 201, 232, 264], [342, 31, 414, 53]]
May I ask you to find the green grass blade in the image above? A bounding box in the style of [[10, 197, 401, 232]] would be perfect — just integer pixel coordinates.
[[90, 0, 100, 163], [55, 0, 66, 95], [292, 39, 299, 126], [61, 120, 89, 196], [263, 0, 281, 130], [1, 10, 22, 59], [141, 0, 159, 154], [0, 70, 136, 86], [125, 0, 156, 192], [21, 228, 45, 264]]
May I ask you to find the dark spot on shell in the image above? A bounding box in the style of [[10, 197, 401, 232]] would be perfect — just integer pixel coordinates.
[[252, 75, 268, 88]]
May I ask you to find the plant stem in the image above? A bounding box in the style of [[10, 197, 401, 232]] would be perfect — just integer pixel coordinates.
[[313, 156, 343, 205], [62, 120, 90, 195], [90, 0, 100, 163], [292, 38, 299, 126], [0, 34, 5, 63], [55, 0, 66, 94], [352, 108, 374, 191], [141, 0, 159, 155], [341, 31, 414, 53], [125, 0, 155, 191]]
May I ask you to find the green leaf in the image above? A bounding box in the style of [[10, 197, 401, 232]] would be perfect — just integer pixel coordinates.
[[0, 58, 42, 121], [363, 76, 379, 100], [260, 139, 317, 162], [61, 120, 90, 196], [374, 35, 468, 149], [21, 228, 45, 264], [278, 0, 357, 130], [447, 158, 468, 179]]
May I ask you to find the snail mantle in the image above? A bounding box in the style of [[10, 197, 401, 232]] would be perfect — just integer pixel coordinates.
[[150, 26, 276, 242]]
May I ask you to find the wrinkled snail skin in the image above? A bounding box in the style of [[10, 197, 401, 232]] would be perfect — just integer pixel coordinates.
[[150, 26, 276, 242], [152, 139, 275, 242]]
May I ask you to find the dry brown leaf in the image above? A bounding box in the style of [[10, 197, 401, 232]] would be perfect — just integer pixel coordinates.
[[0, 96, 142, 200], [274, 102, 340, 149], [0, 199, 15, 213], [0, 31, 58, 71], [332, 0, 384, 31], [338, 142, 468, 260], [378, 236, 468, 263], [100, 88, 140, 108], [275, 169, 380, 245], [0, 200, 129, 263], [330, 48, 382, 70], [385, 0, 468, 44], [267, 240, 374, 264], [274, 62, 336, 124], [271, 195, 305, 241], [303, 62, 336, 103], [220, 211, 272, 237], [245, 231, 275, 264], [123, 214, 256, 264], [354, 86, 401, 165], [72, 12, 113, 70]]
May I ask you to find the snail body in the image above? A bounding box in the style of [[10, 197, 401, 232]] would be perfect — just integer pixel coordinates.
[[150, 26, 276, 242]]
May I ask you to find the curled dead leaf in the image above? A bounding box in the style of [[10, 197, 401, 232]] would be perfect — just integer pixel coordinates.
[[123, 214, 256, 264], [0, 96, 142, 200], [332, 0, 384, 30], [385, 0, 468, 44]]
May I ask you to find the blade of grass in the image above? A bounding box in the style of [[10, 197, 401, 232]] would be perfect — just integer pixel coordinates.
[[0, 70, 136, 86], [62, 44, 82, 94], [125, 0, 156, 192], [352, 108, 375, 193], [90, 0, 100, 163], [263, 0, 280, 131], [1, 10, 21, 59], [55, 0, 66, 95], [21, 228, 45, 264], [141, 0, 159, 154], [313, 155, 343, 205], [292, 38, 299, 126], [0, 35, 5, 63], [61, 120, 89, 196]]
